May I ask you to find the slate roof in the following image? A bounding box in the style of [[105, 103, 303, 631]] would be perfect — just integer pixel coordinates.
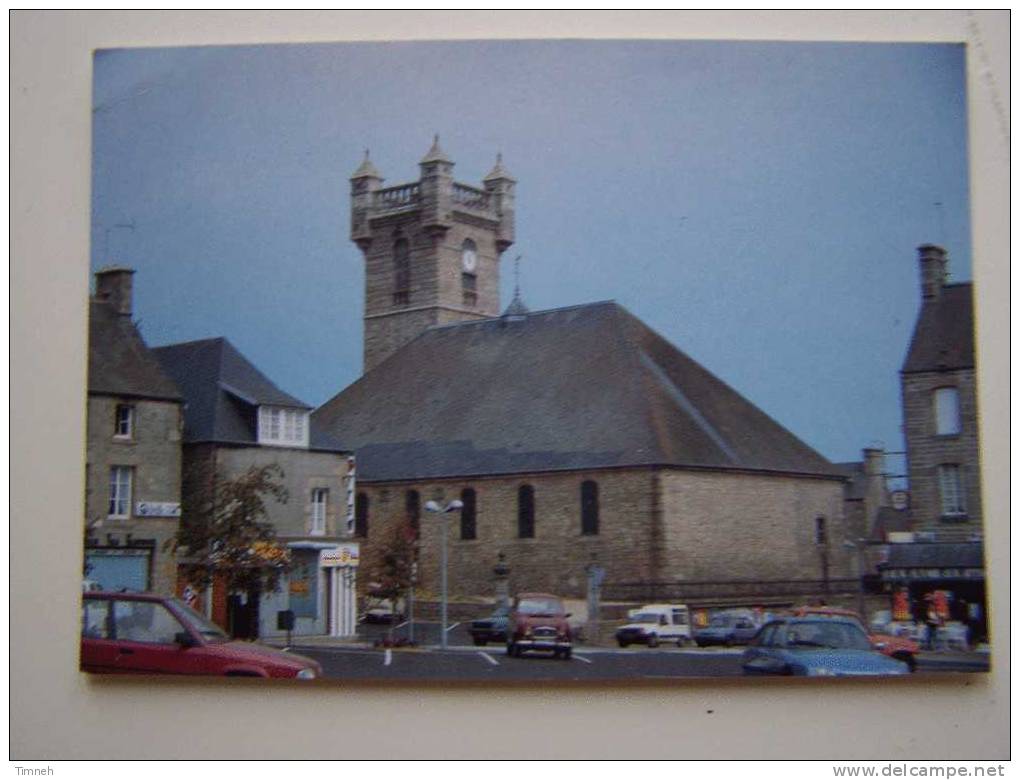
[[87, 300, 181, 402], [313, 301, 843, 482], [902, 283, 975, 374], [153, 338, 343, 451]]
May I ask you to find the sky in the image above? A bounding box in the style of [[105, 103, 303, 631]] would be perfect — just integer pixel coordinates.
[[90, 39, 971, 468]]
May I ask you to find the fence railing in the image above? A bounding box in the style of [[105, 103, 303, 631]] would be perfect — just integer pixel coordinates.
[[374, 183, 420, 208], [602, 578, 860, 606], [452, 183, 491, 210]]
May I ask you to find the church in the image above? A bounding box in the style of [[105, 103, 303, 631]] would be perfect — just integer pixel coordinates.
[[313, 139, 852, 601]]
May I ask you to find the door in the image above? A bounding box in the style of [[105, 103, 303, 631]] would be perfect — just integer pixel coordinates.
[[80, 597, 118, 673]]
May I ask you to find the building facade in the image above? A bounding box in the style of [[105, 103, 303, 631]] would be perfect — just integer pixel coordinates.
[[154, 338, 359, 638], [84, 268, 184, 596], [880, 244, 986, 640]]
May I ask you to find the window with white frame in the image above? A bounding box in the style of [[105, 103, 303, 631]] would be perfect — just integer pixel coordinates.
[[114, 404, 134, 438], [311, 488, 328, 536], [938, 464, 967, 517], [108, 466, 133, 518], [934, 387, 961, 435], [257, 406, 309, 447]]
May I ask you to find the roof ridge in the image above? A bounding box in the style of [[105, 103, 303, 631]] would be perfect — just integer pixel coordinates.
[[426, 299, 620, 332], [154, 335, 227, 352]]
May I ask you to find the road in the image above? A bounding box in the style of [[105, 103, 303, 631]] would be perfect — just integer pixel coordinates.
[[282, 620, 989, 681]]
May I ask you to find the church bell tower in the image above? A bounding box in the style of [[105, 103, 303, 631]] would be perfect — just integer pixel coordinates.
[[350, 137, 516, 373]]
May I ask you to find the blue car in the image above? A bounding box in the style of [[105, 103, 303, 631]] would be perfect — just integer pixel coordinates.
[[741, 616, 910, 677]]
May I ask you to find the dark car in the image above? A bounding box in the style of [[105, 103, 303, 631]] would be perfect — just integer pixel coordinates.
[[470, 605, 510, 646], [741, 616, 910, 677], [694, 613, 760, 647], [506, 593, 573, 660], [81, 591, 322, 679]]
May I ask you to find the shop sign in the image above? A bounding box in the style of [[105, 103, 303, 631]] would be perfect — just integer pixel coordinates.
[[320, 543, 359, 568], [882, 567, 984, 581]]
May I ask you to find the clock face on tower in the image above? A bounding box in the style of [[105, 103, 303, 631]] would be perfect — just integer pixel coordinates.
[[462, 240, 478, 273]]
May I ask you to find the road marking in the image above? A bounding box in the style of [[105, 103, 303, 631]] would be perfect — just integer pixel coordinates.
[[394, 620, 409, 629], [574, 654, 592, 664], [445, 622, 461, 632], [384, 648, 392, 666], [478, 651, 499, 666]]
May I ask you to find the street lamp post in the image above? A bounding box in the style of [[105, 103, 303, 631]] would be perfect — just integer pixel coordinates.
[[425, 499, 463, 650]]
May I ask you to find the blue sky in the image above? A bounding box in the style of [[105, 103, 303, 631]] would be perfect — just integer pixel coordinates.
[[90, 39, 970, 466]]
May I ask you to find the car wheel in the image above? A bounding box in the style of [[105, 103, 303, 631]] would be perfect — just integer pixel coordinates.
[[677, 637, 689, 648], [894, 652, 917, 673], [562, 648, 572, 660], [647, 634, 659, 648], [473, 637, 486, 646], [506, 642, 514, 657]]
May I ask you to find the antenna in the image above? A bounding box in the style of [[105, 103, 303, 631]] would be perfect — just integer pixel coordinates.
[[933, 201, 947, 248]]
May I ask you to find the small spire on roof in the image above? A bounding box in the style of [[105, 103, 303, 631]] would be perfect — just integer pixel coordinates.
[[484, 151, 515, 182], [421, 133, 452, 164], [351, 148, 382, 179], [502, 255, 529, 319]]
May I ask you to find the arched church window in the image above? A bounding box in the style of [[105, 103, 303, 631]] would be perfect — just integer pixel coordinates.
[[393, 237, 410, 305], [517, 484, 535, 539], [355, 492, 369, 538], [460, 488, 477, 540], [580, 480, 599, 536], [406, 489, 420, 538]]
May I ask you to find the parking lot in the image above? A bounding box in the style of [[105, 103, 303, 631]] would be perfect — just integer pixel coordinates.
[[277, 619, 989, 681]]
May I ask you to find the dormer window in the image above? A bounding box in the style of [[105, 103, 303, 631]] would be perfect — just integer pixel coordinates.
[[258, 406, 309, 447]]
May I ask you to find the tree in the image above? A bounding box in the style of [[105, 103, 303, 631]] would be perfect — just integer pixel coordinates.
[[367, 521, 417, 644], [174, 463, 291, 614]]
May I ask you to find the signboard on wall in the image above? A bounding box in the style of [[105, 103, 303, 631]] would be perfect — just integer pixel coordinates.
[[320, 543, 359, 568], [135, 501, 181, 517]]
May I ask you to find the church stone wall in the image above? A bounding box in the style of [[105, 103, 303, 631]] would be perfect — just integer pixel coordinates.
[[356, 468, 658, 600], [659, 469, 851, 582]]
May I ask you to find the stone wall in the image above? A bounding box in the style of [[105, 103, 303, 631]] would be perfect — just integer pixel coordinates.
[[84, 394, 183, 594], [901, 368, 982, 540], [353, 465, 850, 601], [659, 468, 851, 582]]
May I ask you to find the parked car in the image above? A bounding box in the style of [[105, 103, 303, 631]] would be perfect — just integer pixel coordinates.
[[615, 604, 692, 648], [790, 606, 920, 672], [470, 604, 510, 646], [506, 593, 573, 659], [694, 611, 760, 647], [80, 591, 322, 679], [741, 615, 910, 677], [360, 598, 404, 625]]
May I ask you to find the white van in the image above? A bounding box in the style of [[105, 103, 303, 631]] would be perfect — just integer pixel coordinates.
[[615, 603, 692, 647]]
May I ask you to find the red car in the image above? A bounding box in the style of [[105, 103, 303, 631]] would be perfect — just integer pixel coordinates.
[[790, 606, 919, 672], [506, 593, 573, 660], [81, 591, 322, 679]]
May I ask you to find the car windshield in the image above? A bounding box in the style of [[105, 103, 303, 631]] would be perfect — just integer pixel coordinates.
[[783, 620, 872, 650], [517, 597, 563, 616], [631, 612, 662, 623], [172, 599, 229, 642], [710, 615, 736, 627]]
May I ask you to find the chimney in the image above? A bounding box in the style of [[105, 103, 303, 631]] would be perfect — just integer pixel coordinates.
[[94, 266, 135, 316], [917, 244, 948, 301], [863, 447, 885, 478]]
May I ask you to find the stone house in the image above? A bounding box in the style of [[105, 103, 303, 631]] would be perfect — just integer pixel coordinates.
[[153, 337, 359, 638], [312, 141, 853, 605], [879, 244, 986, 638], [84, 268, 184, 595]]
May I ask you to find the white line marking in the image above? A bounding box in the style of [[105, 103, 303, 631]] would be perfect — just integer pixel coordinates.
[[445, 622, 461, 632], [384, 648, 392, 666], [478, 651, 499, 666], [574, 654, 592, 664], [394, 620, 409, 629]]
